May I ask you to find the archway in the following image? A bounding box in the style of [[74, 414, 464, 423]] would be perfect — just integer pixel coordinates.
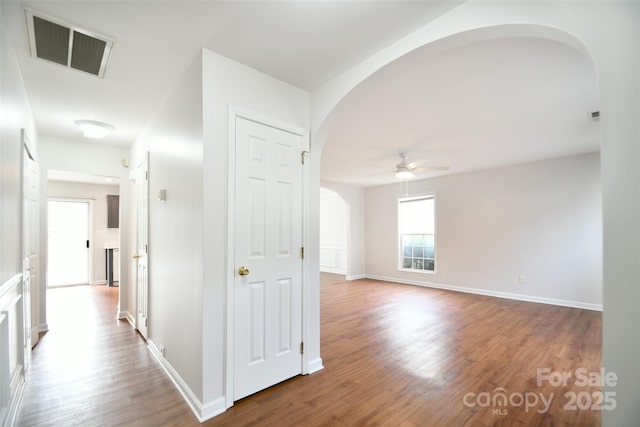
[[310, 18, 609, 415], [307, 10, 639, 422]]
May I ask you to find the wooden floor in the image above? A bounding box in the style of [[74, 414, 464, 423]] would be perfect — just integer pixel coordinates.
[[16, 275, 602, 426]]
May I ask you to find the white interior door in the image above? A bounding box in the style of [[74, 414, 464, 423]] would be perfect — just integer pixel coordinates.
[[47, 200, 90, 287], [233, 116, 304, 400], [22, 144, 39, 356], [135, 157, 149, 339]]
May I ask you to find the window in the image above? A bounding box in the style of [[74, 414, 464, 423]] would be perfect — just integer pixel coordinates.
[[398, 196, 435, 272]]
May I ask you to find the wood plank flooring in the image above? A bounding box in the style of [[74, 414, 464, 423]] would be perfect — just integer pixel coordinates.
[[16, 285, 194, 426], [16, 275, 602, 426]]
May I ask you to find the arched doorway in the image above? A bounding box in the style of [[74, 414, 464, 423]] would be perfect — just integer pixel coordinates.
[[310, 21, 611, 420]]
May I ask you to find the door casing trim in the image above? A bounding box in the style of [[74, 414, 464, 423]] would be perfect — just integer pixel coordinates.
[[225, 105, 309, 409]]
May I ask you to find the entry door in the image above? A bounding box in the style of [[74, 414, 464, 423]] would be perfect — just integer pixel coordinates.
[[47, 200, 90, 287], [233, 117, 304, 400], [22, 144, 39, 356], [135, 157, 149, 339]]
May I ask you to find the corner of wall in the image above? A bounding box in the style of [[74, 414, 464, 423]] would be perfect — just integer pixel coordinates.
[[147, 339, 225, 423]]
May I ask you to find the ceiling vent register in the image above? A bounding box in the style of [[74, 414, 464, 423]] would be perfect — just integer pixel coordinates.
[[25, 9, 114, 78]]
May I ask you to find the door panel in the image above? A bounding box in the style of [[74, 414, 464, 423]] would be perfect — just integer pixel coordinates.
[[248, 281, 266, 364], [277, 278, 292, 354], [248, 178, 266, 257], [277, 183, 292, 255], [234, 117, 303, 400], [135, 157, 149, 339], [23, 148, 39, 357]]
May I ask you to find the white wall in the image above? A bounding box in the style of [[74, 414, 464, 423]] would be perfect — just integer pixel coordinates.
[[129, 53, 204, 403], [47, 181, 120, 285], [201, 48, 312, 412], [365, 153, 602, 309], [127, 48, 313, 420], [0, 4, 38, 423], [320, 181, 366, 280], [319, 187, 348, 275], [309, 4, 640, 423], [0, 10, 37, 285]]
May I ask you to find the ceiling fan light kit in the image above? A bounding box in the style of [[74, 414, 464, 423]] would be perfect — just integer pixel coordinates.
[[392, 152, 449, 180], [395, 170, 414, 179]]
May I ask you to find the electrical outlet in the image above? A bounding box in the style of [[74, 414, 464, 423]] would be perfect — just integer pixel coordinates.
[[519, 274, 526, 284]]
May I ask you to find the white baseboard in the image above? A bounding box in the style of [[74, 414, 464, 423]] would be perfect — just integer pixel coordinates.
[[38, 323, 48, 333], [117, 311, 136, 329], [306, 357, 324, 375], [365, 274, 603, 311], [318, 271, 365, 280], [200, 397, 227, 422], [147, 340, 226, 423], [320, 267, 347, 275], [127, 313, 136, 328], [5, 373, 25, 427], [91, 280, 107, 286]]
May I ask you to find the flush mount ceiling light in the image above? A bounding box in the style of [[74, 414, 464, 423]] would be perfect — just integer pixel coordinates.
[[75, 119, 115, 139]]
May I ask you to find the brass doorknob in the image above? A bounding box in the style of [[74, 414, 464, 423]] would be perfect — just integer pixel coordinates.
[[238, 266, 250, 276], [133, 254, 141, 259]]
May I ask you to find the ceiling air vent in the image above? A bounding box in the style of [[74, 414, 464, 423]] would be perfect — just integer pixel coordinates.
[[25, 9, 114, 78], [588, 111, 600, 123]]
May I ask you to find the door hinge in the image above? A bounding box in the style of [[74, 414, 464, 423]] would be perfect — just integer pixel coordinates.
[[300, 342, 304, 354], [301, 150, 309, 165], [300, 247, 304, 259], [145, 170, 149, 180], [145, 318, 148, 327]]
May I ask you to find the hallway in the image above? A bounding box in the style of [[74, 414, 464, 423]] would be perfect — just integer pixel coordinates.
[[16, 286, 193, 426]]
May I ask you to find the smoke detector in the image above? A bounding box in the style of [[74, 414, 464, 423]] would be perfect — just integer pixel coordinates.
[[25, 8, 114, 78]]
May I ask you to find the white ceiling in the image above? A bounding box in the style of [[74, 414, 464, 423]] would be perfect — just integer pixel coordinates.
[[3, 1, 461, 148], [3, 2, 599, 188], [321, 37, 600, 187]]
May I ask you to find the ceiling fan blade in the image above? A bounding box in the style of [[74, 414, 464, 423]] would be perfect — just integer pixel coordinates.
[[406, 159, 427, 169], [367, 170, 396, 178], [413, 166, 450, 172]]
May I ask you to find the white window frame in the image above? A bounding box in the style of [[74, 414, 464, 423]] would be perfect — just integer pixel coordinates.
[[397, 194, 436, 274]]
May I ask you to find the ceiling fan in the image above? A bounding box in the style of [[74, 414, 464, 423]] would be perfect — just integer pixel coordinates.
[[393, 152, 449, 179]]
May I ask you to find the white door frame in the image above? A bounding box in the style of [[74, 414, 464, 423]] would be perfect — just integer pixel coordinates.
[[135, 154, 149, 339], [225, 106, 310, 408]]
